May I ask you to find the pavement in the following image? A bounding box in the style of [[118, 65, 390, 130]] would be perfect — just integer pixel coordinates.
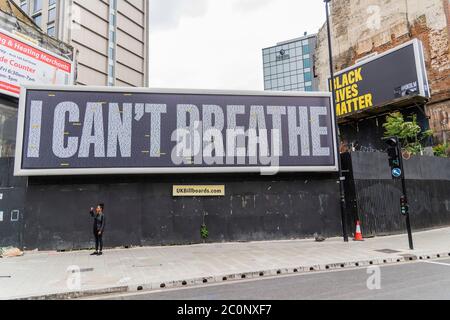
[[99, 258, 450, 300], [1, 226, 450, 300]]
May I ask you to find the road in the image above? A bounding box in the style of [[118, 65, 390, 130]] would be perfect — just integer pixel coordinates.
[[88, 258, 450, 300]]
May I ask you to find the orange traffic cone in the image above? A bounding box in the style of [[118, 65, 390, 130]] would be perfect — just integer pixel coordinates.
[[354, 220, 364, 241]]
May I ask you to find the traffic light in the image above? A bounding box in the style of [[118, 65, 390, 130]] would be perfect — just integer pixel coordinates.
[[384, 137, 402, 179], [387, 146, 401, 168], [385, 137, 400, 168], [400, 196, 409, 216]]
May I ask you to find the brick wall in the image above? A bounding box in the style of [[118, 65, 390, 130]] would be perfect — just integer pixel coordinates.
[[315, 0, 450, 144]]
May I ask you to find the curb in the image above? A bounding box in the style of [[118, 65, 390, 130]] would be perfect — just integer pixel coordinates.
[[14, 286, 129, 300], [13, 250, 450, 300]]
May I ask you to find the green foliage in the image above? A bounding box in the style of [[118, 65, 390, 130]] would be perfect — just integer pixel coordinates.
[[200, 224, 209, 240], [433, 144, 449, 158], [383, 112, 433, 155]]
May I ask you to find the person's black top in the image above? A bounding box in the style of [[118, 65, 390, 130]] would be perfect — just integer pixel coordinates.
[[90, 209, 106, 233]]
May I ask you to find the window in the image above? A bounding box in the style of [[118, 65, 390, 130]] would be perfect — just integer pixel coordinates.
[[276, 64, 282, 74], [304, 72, 312, 82], [48, 7, 56, 22], [271, 79, 277, 88], [290, 75, 297, 84], [277, 78, 284, 87], [303, 58, 311, 68], [107, 0, 118, 86], [47, 24, 55, 37], [33, 0, 42, 13], [109, 30, 116, 43], [0, 105, 18, 158], [290, 62, 296, 71], [20, 0, 28, 13], [303, 45, 310, 54], [49, 0, 56, 5], [33, 13, 42, 26], [270, 66, 276, 75], [108, 47, 115, 60]]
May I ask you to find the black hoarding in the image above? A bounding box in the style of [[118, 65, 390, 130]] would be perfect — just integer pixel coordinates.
[[330, 39, 430, 119], [15, 87, 338, 176]]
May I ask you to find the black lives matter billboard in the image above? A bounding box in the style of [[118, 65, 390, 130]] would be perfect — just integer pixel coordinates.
[[330, 39, 430, 118], [15, 86, 338, 176]]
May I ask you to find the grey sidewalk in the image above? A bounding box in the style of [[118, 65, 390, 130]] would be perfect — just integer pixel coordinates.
[[1, 227, 450, 300]]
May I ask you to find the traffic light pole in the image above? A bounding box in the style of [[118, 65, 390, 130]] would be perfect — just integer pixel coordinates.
[[325, 0, 349, 242], [397, 141, 414, 250]]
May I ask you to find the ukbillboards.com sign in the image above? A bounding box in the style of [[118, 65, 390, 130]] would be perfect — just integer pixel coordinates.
[[0, 29, 74, 98], [330, 39, 430, 119], [15, 86, 338, 176]]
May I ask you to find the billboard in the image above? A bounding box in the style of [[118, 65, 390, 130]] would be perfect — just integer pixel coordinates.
[[0, 29, 74, 98], [330, 39, 430, 119], [15, 86, 338, 176]]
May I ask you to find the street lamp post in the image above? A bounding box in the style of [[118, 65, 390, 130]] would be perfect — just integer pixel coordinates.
[[324, 0, 349, 242]]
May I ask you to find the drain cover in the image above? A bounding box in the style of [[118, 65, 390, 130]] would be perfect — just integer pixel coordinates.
[[400, 254, 417, 259], [376, 249, 401, 254]]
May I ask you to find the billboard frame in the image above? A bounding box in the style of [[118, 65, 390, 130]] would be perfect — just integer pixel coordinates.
[[330, 38, 430, 111], [14, 85, 339, 176]]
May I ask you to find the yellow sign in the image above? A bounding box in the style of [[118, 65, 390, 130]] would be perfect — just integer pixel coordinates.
[[173, 185, 225, 197], [330, 67, 374, 117]]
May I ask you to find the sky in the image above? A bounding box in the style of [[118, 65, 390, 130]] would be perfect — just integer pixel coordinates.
[[148, 0, 326, 91]]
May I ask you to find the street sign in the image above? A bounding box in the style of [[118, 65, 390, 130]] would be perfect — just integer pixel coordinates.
[[392, 168, 402, 178]]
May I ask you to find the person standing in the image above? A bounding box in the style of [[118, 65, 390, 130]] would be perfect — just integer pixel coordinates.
[[90, 204, 106, 256]]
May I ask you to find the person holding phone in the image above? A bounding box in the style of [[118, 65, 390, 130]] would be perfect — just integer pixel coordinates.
[[89, 203, 106, 256]]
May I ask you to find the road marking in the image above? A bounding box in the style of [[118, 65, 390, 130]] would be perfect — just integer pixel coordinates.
[[422, 261, 450, 267]]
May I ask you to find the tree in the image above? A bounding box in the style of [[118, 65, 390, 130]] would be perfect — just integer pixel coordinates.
[[383, 112, 433, 155]]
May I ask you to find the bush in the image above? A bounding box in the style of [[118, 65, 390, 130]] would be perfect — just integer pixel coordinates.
[[433, 144, 449, 158]]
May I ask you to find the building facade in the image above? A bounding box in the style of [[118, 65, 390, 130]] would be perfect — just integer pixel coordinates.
[[314, 0, 450, 146], [262, 34, 318, 92], [14, 0, 149, 87], [0, 0, 74, 158], [0, 0, 74, 248]]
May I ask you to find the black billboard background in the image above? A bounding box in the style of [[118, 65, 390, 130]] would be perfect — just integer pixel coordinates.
[[19, 89, 337, 172]]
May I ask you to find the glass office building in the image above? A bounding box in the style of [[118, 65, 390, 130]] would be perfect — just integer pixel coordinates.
[[262, 34, 318, 92]]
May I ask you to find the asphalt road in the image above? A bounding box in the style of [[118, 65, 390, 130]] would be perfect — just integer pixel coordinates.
[[93, 258, 450, 300]]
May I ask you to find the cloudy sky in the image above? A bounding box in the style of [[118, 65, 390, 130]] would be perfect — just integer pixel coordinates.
[[148, 0, 326, 91]]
